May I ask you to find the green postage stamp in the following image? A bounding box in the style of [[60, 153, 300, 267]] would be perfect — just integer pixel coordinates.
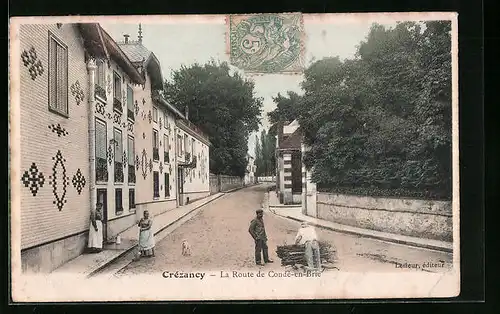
[[228, 13, 305, 73]]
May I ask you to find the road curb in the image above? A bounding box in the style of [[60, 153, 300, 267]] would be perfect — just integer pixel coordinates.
[[222, 183, 259, 194], [87, 193, 226, 277], [278, 214, 453, 254]]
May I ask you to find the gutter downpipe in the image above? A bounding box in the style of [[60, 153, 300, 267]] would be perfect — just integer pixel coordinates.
[[87, 58, 97, 216]]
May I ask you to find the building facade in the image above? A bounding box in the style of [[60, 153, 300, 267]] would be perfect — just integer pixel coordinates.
[[16, 23, 211, 273], [117, 29, 211, 215], [244, 154, 256, 185], [17, 23, 144, 272]]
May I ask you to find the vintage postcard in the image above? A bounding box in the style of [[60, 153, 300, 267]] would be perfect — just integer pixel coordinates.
[[9, 12, 459, 302]]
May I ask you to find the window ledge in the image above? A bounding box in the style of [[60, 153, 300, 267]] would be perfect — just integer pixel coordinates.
[[95, 95, 107, 104], [115, 210, 124, 216], [48, 107, 69, 119]]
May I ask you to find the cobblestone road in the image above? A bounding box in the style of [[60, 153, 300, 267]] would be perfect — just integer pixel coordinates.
[[116, 185, 452, 276]]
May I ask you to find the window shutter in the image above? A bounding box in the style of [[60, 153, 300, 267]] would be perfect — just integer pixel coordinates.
[[56, 43, 68, 113], [95, 121, 107, 158], [49, 38, 57, 110], [127, 86, 134, 110], [128, 137, 134, 165], [114, 130, 122, 162]]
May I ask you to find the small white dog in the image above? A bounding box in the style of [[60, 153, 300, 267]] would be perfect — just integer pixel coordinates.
[[181, 239, 192, 256]]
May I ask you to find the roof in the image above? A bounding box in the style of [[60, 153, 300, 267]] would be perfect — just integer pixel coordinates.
[[279, 128, 302, 150], [118, 41, 164, 90], [151, 91, 211, 146], [78, 24, 144, 84], [98, 27, 145, 84]]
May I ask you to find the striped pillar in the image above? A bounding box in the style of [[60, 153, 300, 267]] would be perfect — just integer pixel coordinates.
[[283, 153, 293, 204], [301, 143, 307, 214]]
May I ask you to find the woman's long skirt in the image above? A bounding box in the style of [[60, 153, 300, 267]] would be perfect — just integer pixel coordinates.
[[139, 228, 155, 257], [88, 221, 103, 249]]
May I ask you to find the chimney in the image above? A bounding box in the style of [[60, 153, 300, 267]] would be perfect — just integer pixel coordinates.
[[185, 105, 189, 120], [123, 34, 130, 44], [138, 24, 143, 43]]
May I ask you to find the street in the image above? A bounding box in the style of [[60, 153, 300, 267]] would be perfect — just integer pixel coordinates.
[[115, 185, 453, 276]]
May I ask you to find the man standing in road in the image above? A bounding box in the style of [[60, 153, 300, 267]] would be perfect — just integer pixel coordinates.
[[249, 208, 274, 266]]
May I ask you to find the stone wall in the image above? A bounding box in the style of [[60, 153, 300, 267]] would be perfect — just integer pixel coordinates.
[[209, 174, 245, 193], [316, 193, 453, 242]]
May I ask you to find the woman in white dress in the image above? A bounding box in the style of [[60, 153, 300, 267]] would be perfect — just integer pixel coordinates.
[[88, 202, 104, 253], [138, 210, 155, 257]]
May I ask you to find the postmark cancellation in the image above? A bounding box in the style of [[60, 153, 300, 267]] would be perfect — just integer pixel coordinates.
[[228, 13, 305, 73]]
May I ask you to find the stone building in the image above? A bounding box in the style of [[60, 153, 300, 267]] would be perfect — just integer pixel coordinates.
[[274, 119, 317, 212]]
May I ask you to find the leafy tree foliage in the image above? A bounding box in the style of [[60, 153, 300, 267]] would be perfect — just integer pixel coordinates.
[[164, 60, 263, 177], [255, 129, 276, 176], [275, 21, 452, 199]]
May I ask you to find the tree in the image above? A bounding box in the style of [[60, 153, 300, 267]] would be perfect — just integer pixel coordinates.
[[164, 60, 263, 177], [255, 129, 277, 176], [297, 21, 452, 199]]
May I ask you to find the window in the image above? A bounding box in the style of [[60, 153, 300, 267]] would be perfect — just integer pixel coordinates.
[[164, 113, 168, 129], [163, 134, 169, 163], [127, 85, 134, 120], [153, 171, 159, 198], [129, 188, 135, 209], [114, 128, 123, 183], [95, 59, 106, 101], [152, 129, 159, 161], [164, 173, 170, 197], [48, 33, 68, 116], [95, 119, 108, 182], [177, 134, 183, 157], [113, 71, 121, 100], [96, 60, 106, 87], [127, 136, 135, 184], [191, 138, 196, 158], [153, 107, 158, 122], [113, 71, 122, 112], [115, 188, 123, 214], [184, 135, 189, 159]]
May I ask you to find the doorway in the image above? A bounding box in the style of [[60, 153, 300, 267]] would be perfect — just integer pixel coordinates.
[[96, 188, 108, 242], [177, 168, 184, 206]]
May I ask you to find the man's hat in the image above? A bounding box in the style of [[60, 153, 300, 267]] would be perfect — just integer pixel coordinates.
[[256, 208, 264, 213]]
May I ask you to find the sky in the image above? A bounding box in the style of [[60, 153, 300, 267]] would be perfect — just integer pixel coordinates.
[[101, 15, 398, 157]]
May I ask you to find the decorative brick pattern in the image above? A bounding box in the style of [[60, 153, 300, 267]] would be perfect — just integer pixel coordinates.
[[107, 145, 113, 165], [122, 151, 127, 168], [141, 149, 148, 179], [70, 80, 85, 105], [159, 161, 163, 174], [95, 101, 106, 116], [148, 110, 152, 124], [107, 73, 112, 94], [48, 124, 68, 137], [113, 111, 122, 125], [21, 46, 44, 80], [134, 100, 139, 115], [71, 168, 86, 195], [49, 150, 69, 211], [21, 163, 45, 196]]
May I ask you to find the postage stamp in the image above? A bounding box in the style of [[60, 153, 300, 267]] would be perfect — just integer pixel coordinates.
[[9, 12, 459, 302], [228, 13, 305, 73]]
